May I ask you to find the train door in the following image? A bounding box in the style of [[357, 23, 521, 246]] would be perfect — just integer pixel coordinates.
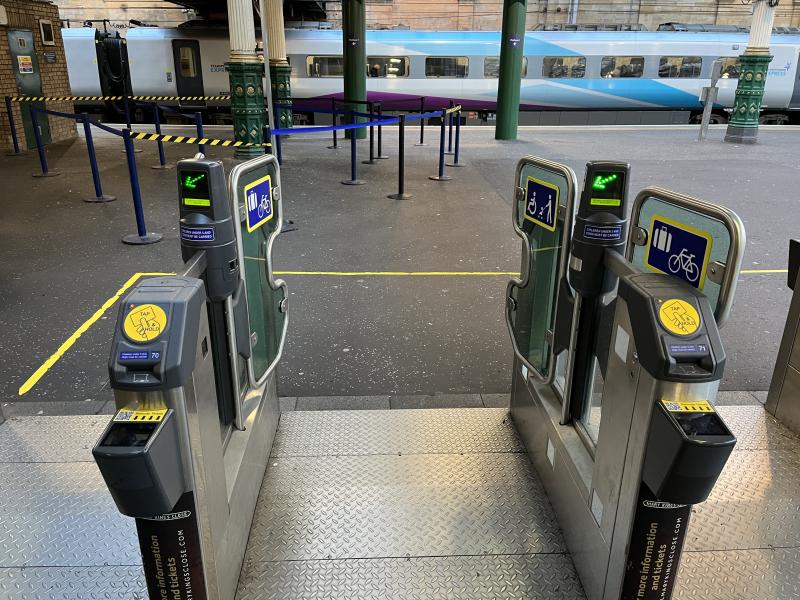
[[8, 29, 50, 148], [172, 40, 206, 108], [790, 51, 800, 110]]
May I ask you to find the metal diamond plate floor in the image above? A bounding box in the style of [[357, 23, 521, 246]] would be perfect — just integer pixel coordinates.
[[0, 405, 799, 599]]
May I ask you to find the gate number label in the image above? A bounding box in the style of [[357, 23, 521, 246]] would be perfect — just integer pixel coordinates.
[[645, 214, 712, 289], [244, 174, 273, 233], [524, 177, 558, 232]]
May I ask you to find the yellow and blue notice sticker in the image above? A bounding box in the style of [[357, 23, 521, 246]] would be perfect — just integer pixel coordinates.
[[244, 175, 274, 232], [646, 214, 712, 289], [524, 176, 558, 232]]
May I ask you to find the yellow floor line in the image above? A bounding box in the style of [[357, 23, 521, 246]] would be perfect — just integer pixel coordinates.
[[18, 272, 174, 396], [273, 270, 519, 276], [16, 266, 788, 396]]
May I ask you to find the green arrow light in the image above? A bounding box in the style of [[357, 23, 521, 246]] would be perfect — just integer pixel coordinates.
[[183, 173, 206, 191], [592, 173, 619, 191]]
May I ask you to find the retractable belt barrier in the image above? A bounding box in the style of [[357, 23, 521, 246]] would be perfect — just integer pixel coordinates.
[[506, 156, 745, 600]]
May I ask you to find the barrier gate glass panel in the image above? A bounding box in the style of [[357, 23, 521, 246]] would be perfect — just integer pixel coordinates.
[[506, 157, 577, 386], [230, 156, 289, 390]]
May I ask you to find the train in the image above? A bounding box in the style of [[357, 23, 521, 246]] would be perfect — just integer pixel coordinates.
[[62, 25, 800, 125]]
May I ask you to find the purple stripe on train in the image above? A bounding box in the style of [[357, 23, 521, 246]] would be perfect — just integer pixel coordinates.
[[290, 92, 549, 112]]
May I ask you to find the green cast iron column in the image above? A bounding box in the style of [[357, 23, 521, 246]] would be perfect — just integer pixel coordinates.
[[270, 64, 293, 130], [264, 0, 292, 132], [725, 0, 777, 144], [495, 0, 526, 140], [343, 0, 367, 139], [724, 54, 772, 144], [227, 61, 268, 157]]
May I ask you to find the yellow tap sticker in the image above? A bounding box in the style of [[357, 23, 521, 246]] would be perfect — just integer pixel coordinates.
[[123, 304, 168, 343], [114, 408, 168, 422], [658, 298, 700, 336], [661, 399, 715, 413]]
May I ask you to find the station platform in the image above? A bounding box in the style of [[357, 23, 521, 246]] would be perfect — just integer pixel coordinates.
[[1, 399, 798, 599], [2, 125, 800, 599]]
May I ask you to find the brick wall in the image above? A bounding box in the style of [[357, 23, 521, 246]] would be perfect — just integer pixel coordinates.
[[0, 0, 75, 151], [325, 0, 800, 31]]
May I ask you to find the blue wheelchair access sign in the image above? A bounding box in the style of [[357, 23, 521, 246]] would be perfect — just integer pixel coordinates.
[[244, 174, 273, 233], [524, 176, 558, 232], [645, 214, 712, 289]]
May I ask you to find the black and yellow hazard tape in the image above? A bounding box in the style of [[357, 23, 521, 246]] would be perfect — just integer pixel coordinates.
[[130, 95, 231, 102], [131, 131, 271, 148], [8, 94, 232, 103], [9, 95, 124, 102]]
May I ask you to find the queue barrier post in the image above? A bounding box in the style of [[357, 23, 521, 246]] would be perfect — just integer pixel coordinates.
[[150, 102, 171, 170], [447, 109, 466, 168], [388, 114, 412, 200], [82, 113, 115, 202], [194, 112, 206, 154], [445, 100, 455, 155], [375, 102, 389, 160], [342, 112, 365, 186], [327, 97, 339, 149], [30, 107, 59, 178], [123, 94, 133, 130], [363, 101, 376, 165], [415, 96, 426, 146], [121, 128, 162, 245], [5, 96, 21, 155], [429, 108, 452, 182]]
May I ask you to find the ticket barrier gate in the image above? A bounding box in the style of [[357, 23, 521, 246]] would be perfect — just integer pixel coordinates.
[[92, 154, 288, 600], [766, 239, 800, 434], [507, 157, 745, 600]]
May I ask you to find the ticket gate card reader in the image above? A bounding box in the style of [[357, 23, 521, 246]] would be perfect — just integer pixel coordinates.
[[610, 269, 736, 599], [94, 277, 217, 599]]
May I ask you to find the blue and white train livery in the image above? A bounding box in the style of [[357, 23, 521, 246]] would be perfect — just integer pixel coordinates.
[[63, 26, 800, 123]]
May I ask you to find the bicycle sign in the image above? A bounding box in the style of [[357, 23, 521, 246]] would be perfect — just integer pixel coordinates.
[[243, 174, 273, 233], [645, 215, 712, 289], [524, 176, 558, 232]]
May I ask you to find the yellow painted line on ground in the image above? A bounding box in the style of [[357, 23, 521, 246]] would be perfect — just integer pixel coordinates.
[[16, 265, 788, 396], [273, 270, 519, 276], [18, 272, 174, 396]]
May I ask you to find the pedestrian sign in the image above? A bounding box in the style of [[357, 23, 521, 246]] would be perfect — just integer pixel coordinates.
[[524, 177, 558, 232], [244, 174, 273, 233], [645, 214, 712, 289]]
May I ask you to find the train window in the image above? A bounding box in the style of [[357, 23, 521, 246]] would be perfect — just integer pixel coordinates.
[[306, 56, 344, 78], [601, 56, 644, 78], [483, 57, 528, 78], [659, 56, 702, 78], [426, 57, 469, 78], [367, 56, 409, 78], [542, 56, 586, 78], [179, 47, 198, 78], [718, 57, 741, 79]]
